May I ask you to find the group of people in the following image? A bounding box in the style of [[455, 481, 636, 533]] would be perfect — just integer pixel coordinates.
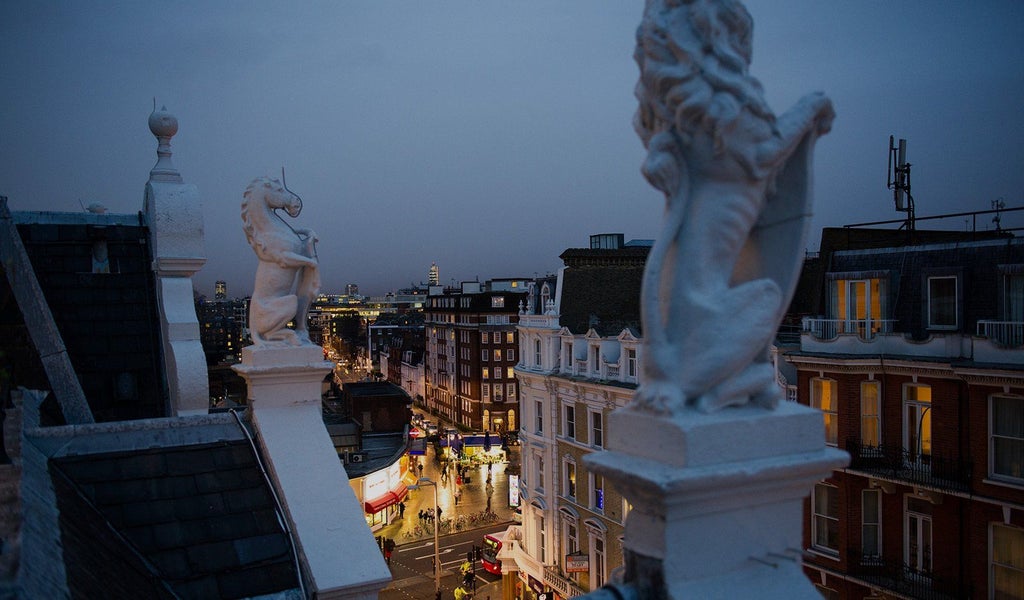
[[418, 506, 442, 525]]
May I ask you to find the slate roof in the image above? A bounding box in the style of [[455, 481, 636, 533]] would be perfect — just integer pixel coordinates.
[[50, 438, 300, 599], [558, 246, 648, 337], [10, 211, 168, 422]]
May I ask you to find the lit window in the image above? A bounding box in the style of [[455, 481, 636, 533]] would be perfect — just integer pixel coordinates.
[[564, 460, 576, 499], [591, 473, 605, 511], [991, 395, 1024, 482], [811, 378, 838, 446], [506, 331, 514, 344], [831, 277, 888, 338], [492, 296, 505, 308], [811, 483, 839, 555], [861, 381, 881, 448], [482, 333, 488, 345], [904, 384, 932, 461], [494, 349, 502, 362], [506, 367, 514, 378], [482, 367, 490, 379], [927, 275, 958, 329]]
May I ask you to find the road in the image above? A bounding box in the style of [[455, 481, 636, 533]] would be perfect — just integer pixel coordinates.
[[382, 523, 508, 600]]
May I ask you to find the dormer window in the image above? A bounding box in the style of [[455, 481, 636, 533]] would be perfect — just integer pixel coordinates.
[[829, 274, 889, 338], [927, 275, 958, 330]]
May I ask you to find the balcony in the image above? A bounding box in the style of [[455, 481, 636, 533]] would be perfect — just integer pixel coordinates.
[[845, 550, 971, 600], [976, 319, 1024, 347], [802, 318, 897, 341], [845, 440, 972, 493], [544, 565, 588, 598]]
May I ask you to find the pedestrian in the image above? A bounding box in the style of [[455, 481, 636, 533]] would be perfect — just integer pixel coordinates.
[[398, 501, 405, 518], [419, 509, 425, 523], [418, 463, 424, 477], [384, 538, 394, 565]]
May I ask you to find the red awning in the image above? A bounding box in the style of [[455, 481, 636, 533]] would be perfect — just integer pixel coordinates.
[[363, 484, 409, 514]]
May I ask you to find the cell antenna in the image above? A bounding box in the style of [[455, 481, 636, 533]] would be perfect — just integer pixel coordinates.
[[886, 135, 915, 230]]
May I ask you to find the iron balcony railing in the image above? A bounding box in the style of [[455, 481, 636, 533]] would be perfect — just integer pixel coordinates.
[[845, 549, 971, 600], [845, 440, 972, 493], [802, 318, 898, 341], [976, 319, 1024, 347]]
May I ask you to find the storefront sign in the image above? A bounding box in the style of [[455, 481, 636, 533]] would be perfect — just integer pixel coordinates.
[[508, 474, 520, 507], [565, 552, 589, 573]]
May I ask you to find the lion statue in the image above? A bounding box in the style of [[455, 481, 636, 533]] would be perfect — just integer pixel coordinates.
[[241, 176, 320, 346], [631, 0, 835, 414]]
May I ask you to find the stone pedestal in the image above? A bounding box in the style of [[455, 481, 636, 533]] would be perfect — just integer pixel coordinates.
[[585, 401, 848, 599], [234, 345, 390, 599]]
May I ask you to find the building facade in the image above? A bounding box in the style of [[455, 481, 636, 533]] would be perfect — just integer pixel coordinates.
[[423, 280, 527, 432], [785, 235, 1024, 599], [506, 235, 648, 599]]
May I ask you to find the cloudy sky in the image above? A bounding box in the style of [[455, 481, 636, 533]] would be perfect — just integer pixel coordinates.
[[2, 2, 1022, 297]]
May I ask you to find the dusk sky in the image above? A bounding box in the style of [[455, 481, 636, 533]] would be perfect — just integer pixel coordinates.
[[2, 2, 1023, 298]]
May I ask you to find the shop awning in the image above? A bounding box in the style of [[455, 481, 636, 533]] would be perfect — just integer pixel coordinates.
[[363, 484, 409, 514]]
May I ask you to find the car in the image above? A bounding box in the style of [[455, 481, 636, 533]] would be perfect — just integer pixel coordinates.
[[424, 422, 438, 436]]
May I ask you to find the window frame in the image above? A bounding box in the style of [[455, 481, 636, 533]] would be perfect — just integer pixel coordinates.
[[927, 274, 959, 330], [861, 380, 881, 448], [811, 377, 839, 446], [861, 488, 882, 559], [590, 410, 603, 448], [563, 458, 577, 500], [811, 482, 840, 556], [991, 523, 1024, 599], [990, 394, 1024, 483], [564, 403, 576, 441], [590, 472, 605, 512], [903, 383, 932, 462]]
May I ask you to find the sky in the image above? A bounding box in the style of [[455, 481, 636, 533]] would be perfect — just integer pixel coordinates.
[[2, 2, 1023, 298]]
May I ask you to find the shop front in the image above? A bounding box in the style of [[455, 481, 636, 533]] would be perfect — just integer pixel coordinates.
[[359, 460, 409, 531]]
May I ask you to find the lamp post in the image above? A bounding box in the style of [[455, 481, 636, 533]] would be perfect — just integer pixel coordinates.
[[410, 477, 440, 598]]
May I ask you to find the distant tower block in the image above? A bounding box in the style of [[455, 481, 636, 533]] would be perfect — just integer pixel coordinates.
[[428, 262, 439, 286], [215, 280, 227, 300], [345, 283, 359, 296]]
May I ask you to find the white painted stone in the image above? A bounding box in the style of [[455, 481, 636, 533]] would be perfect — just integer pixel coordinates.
[[234, 345, 390, 598], [143, 107, 209, 416], [241, 177, 320, 347]]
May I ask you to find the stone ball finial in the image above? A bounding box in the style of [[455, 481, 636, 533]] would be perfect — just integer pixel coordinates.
[[148, 105, 178, 139]]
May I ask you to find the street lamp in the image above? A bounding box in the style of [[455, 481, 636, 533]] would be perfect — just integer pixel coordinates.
[[409, 476, 440, 598]]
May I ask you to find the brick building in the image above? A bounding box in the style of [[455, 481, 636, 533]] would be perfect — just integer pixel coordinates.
[[783, 229, 1024, 599], [423, 280, 527, 432]]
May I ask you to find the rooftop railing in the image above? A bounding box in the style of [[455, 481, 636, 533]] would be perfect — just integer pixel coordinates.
[[803, 318, 897, 341], [976, 320, 1024, 347]]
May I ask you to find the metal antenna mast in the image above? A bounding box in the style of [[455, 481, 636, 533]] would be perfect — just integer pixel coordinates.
[[887, 135, 915, 230]]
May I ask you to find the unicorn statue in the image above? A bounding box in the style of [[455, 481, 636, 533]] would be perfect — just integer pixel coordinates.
[[241, 176, 320, 346]]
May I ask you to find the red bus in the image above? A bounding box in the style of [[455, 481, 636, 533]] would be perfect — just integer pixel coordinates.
[[481, 533, 502, 574]]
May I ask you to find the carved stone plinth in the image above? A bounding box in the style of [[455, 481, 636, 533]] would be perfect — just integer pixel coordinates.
[[233, 345, 390, 598], [585, 401, 848, 599]]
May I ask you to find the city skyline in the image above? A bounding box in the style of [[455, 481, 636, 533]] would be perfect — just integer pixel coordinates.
[[2, 1, 1023, 297]]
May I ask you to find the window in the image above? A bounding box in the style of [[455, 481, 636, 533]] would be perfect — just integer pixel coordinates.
[[481, 333, 488, 344], [564, 460, 577, 499], [507, 383, 516, 399], [592, 536, 606, 589], [507, 367, 514, 378], [991, 395, 1024, 482], [482, 367, 490, 380], [905, 496, 932, 575], [482, 384, 489, 399], [861, 381, 881, 448], [626, 348, 637, 378], [811, 378, 838, 446], [591, 473, 605, 511], [832, 277, 888, 338], [537, 515, 546, 563], [506, 332, 514, 344], [508, 349, 515, 362], [535, 400, 543, 433], [904, 384, 932, 462], [482, 349, 489, 361], [564, 518, 579, 555], [564, 404, 576, 440], [590, 345, 600, 374], [992, 524, 1024, 599], [534, 339, 542, 366], [493, 368, 501, 380], [494, 332, 502, 343], [537, 453, 545, 490], [591, 411, 603, 448], [862, 489, 881, 558], [812, 483, 839, 555], [492, 296, 505, 308], [493, 384, 503, 402], [927, 275, 958, 329], [493, 349, 502, 362]]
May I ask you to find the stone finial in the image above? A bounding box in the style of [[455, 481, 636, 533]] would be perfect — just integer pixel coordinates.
[[148, 104, 182, 183]]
